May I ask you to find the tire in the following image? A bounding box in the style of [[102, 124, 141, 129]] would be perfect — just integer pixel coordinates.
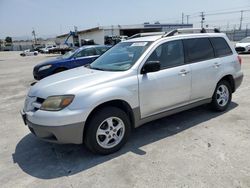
[[210, 80, 232, 111], [84, 107, 131, 155]]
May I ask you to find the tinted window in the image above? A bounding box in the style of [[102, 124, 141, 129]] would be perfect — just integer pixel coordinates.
[[75, 48, 96, 58], [183, 38, 214, 63], [147, 40, 184, 69], [210, 37, 232, 57]]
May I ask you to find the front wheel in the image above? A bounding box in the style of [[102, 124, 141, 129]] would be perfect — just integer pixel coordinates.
[[84, 107, 131, 155], [210, 80, 232, 111]]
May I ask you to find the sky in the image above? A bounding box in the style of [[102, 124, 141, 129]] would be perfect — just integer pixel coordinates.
[[1, 0, 250, 39]]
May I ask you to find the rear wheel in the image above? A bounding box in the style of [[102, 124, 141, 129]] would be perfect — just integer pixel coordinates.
[[210, 80, 232, 111], [84, 107, 131, 155]]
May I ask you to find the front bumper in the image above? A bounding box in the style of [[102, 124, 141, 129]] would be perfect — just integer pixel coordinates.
[[21, 109, 86, 144]]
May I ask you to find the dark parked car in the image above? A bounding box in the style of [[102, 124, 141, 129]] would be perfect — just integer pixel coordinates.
[[33, 45, 110, 80]]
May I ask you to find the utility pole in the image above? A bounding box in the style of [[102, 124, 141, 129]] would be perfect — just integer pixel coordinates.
[[200, 12, 205, 28], [246, 24, 248, 37], [239, 10, 243, 30], [186, 15, 189, 24], [74, 26, 78, 35], [226, 22, 229, 32], [182, 13, 184, 24], [31, 28, 37, 45]]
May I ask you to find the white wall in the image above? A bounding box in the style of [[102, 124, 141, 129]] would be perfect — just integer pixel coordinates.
[[78, 30, 105, 45], [104, 29, 120, 36]]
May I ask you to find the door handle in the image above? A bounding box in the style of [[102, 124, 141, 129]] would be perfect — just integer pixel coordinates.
[[213, 62, 221, 68], [178, 69, 189, 76]]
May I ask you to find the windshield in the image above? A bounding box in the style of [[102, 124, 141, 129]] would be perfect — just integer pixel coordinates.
[[90, 41, 152, 71], [240, 37, 250, 43], [60, 49, 76, 59]]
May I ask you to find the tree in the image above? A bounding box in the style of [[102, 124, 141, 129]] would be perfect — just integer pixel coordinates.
[[5, 36, 12, 43]]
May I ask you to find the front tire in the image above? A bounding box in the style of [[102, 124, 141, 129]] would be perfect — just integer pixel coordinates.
[[210, 80, 232, 111], [84, 107, 131, 155]]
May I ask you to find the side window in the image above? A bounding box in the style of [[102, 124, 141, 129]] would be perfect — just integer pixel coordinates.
[[95, 47, 109, 55], [210, 37, 233, 57], [75, 48, 96, 58], [183, 38, 215, 63], [147, 40, 184, 69]]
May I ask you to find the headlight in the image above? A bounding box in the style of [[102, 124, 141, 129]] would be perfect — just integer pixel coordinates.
[[40, 95, 74, 111], [38, 65, 52, 72]]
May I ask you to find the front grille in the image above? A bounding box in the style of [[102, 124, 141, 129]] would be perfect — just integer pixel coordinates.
[[235, 47, 246, 52], [33, 97, 45, 111], [24, 96, 45, 112], [36, 97, 45, 103]]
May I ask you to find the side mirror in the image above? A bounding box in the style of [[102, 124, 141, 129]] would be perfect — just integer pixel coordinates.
[[141, 61, 160, 74]]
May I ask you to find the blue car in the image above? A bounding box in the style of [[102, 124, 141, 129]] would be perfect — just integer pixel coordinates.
[[33, 45, 110, 80]]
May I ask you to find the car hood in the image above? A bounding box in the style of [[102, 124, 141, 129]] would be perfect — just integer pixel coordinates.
[[34, 57, 68, 68], [28, 67, 124, 98], [235, 42, 250, 47]]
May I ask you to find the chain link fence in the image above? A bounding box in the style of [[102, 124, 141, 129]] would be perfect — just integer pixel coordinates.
[[224, 29, 250, 41]]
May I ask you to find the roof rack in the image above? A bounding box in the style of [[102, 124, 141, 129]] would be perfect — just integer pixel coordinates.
[[128, 32, 166, 39], [163, 28, 220, 37]]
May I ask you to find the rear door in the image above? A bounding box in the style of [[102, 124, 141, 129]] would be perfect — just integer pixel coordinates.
[[210, 37, 234, 73], [183, 37, 220, 101], [138, 40, 192, 118]]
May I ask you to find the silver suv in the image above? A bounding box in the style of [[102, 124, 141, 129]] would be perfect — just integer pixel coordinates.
[[21, 29, 243, 154]]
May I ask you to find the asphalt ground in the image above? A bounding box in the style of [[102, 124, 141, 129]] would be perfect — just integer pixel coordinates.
[[0, 51, 250, 188]]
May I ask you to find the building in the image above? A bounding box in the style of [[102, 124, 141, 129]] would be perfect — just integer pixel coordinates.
[[56, 23, 193, 46], [0, 38, 56, 51]]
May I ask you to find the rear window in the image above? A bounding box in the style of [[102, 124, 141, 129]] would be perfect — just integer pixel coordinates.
[[183, 38, 215, 63], [210, 37, 233, 57]]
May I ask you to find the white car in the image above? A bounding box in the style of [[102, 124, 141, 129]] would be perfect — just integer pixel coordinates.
[[20, 49, 38, 56], [40, 45, 57, 53], [235, 37, 250, 53]]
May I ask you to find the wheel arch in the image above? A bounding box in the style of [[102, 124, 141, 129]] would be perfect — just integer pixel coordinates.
[[83, 99, 135, 140], [218, 74, 235, 93]]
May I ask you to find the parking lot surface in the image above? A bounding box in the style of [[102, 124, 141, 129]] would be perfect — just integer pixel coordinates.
[[0, 52, 250, 188]]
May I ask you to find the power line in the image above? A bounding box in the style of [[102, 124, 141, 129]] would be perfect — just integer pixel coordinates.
[[206, 9, 250, 16], [202, 5, 250, 14]]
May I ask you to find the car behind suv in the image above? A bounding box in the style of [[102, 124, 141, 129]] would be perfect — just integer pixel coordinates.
[[33, 45, 110, 80], [21, 28, 243, 154]]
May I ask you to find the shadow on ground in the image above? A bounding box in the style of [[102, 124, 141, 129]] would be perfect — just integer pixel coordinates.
[[12, 102, 238, 179]]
